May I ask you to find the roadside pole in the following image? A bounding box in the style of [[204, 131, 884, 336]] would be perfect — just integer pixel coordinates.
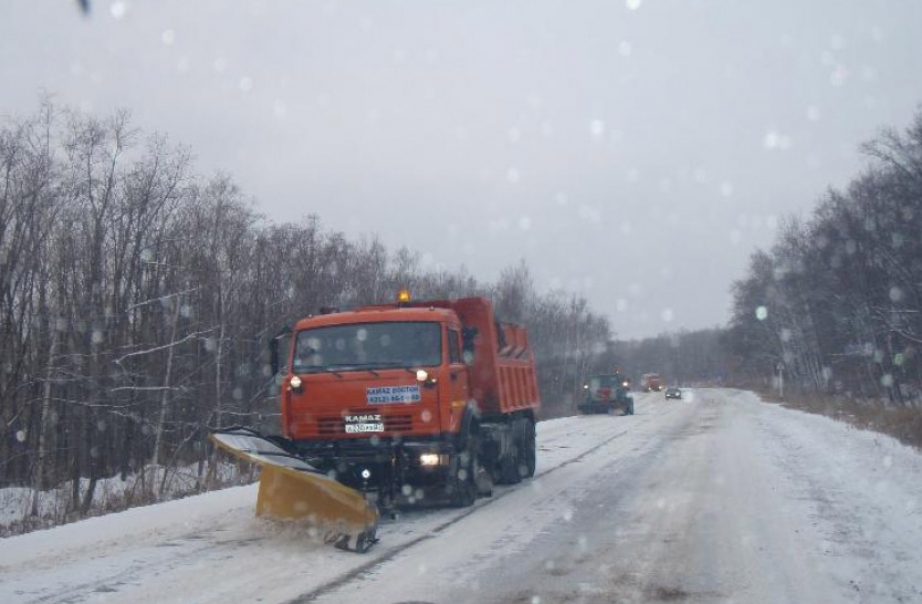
[[776, 362, 785, 401]]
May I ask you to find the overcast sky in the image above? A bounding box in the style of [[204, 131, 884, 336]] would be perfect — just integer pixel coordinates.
[[3, 0, 922, 339]]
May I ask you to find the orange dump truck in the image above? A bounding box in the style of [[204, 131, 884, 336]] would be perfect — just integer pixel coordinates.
[[212, 293, 541, 551], [641, 373, 663, 392], [277, 294, 541, 507]]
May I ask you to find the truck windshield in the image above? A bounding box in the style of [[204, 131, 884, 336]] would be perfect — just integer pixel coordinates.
[[589, 375, 621, 389], [293, 321, 442, 373]]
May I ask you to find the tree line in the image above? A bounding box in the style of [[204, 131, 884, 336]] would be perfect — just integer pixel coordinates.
[[609, 328, 731, 388], [725, 109, 922, 405], [0, 101, 612, 525]]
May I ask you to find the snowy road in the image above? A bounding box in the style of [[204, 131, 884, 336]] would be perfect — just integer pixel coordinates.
[[3, 390, 922, 603]]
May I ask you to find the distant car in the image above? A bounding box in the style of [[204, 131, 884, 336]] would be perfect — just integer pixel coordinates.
[[664, 387, 682, 400]]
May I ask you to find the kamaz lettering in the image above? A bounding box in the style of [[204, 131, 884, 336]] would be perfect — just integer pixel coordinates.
[[345, 414, 382, 423]]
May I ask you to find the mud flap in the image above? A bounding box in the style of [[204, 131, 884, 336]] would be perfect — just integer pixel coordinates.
[[209, 428, 379, 553]]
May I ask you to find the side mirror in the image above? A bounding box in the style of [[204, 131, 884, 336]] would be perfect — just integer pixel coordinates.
[[270, 326, 292, 376], [270, 338, 280, 376]]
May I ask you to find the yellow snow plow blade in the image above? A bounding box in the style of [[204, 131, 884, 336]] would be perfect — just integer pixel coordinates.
[[209, 428, 378, 553]]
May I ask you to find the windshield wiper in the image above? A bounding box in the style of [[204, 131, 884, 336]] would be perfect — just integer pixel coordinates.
[[331, 361, 428, 376], [355, 361, 420, 375], [325, 363, 381, 377], [295, 366, 343, 378]]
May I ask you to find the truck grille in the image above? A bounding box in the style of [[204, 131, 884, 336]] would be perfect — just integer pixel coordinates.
[[385, 414, 413, 432]]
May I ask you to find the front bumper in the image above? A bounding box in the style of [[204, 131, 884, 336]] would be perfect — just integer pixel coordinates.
[[287, 435, 459, 494], [579, 400, 631, 413]]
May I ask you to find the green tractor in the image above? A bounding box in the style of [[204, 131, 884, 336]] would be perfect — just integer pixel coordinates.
[[578, 372, 634, 416]]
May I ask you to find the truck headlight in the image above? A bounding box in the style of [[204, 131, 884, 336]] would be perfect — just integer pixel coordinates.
[[420, 453, 440, 466], [290, 375, 302, 390], [416, 369, 428, 382]]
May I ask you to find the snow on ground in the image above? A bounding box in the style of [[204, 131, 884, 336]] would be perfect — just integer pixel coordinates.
[[2, 390, 922, 604], [0, 462, 246, 533], [304, 389, 922, 604], [0, 407, 646, 604], [744, 390, 922, 601]]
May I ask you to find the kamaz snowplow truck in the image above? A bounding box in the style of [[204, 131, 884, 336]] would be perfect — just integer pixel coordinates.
[[210, 292, 541, 553]]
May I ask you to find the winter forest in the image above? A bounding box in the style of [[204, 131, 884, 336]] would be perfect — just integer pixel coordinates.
[[2, 100, 922, 532], [0, 102, 614, 529], [725, 109, 922, 405]]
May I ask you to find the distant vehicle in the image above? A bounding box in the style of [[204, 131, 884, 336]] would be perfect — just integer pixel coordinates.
[[641, 373, 663, 392], [665, 387, 682, 400], [579, 373, 634, 415]]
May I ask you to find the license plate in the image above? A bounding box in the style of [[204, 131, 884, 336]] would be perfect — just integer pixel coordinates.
[[345, 422, 384, 433]]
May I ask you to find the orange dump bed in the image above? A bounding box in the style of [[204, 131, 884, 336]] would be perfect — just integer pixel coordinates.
[[445, 298, 541, 417]]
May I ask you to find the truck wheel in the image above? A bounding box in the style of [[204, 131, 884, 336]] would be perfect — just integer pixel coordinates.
[[499, 449, 521, 484], [523, 418, 537, 478], [498, 427, 522, 485], [449, 436, 478, 507]]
